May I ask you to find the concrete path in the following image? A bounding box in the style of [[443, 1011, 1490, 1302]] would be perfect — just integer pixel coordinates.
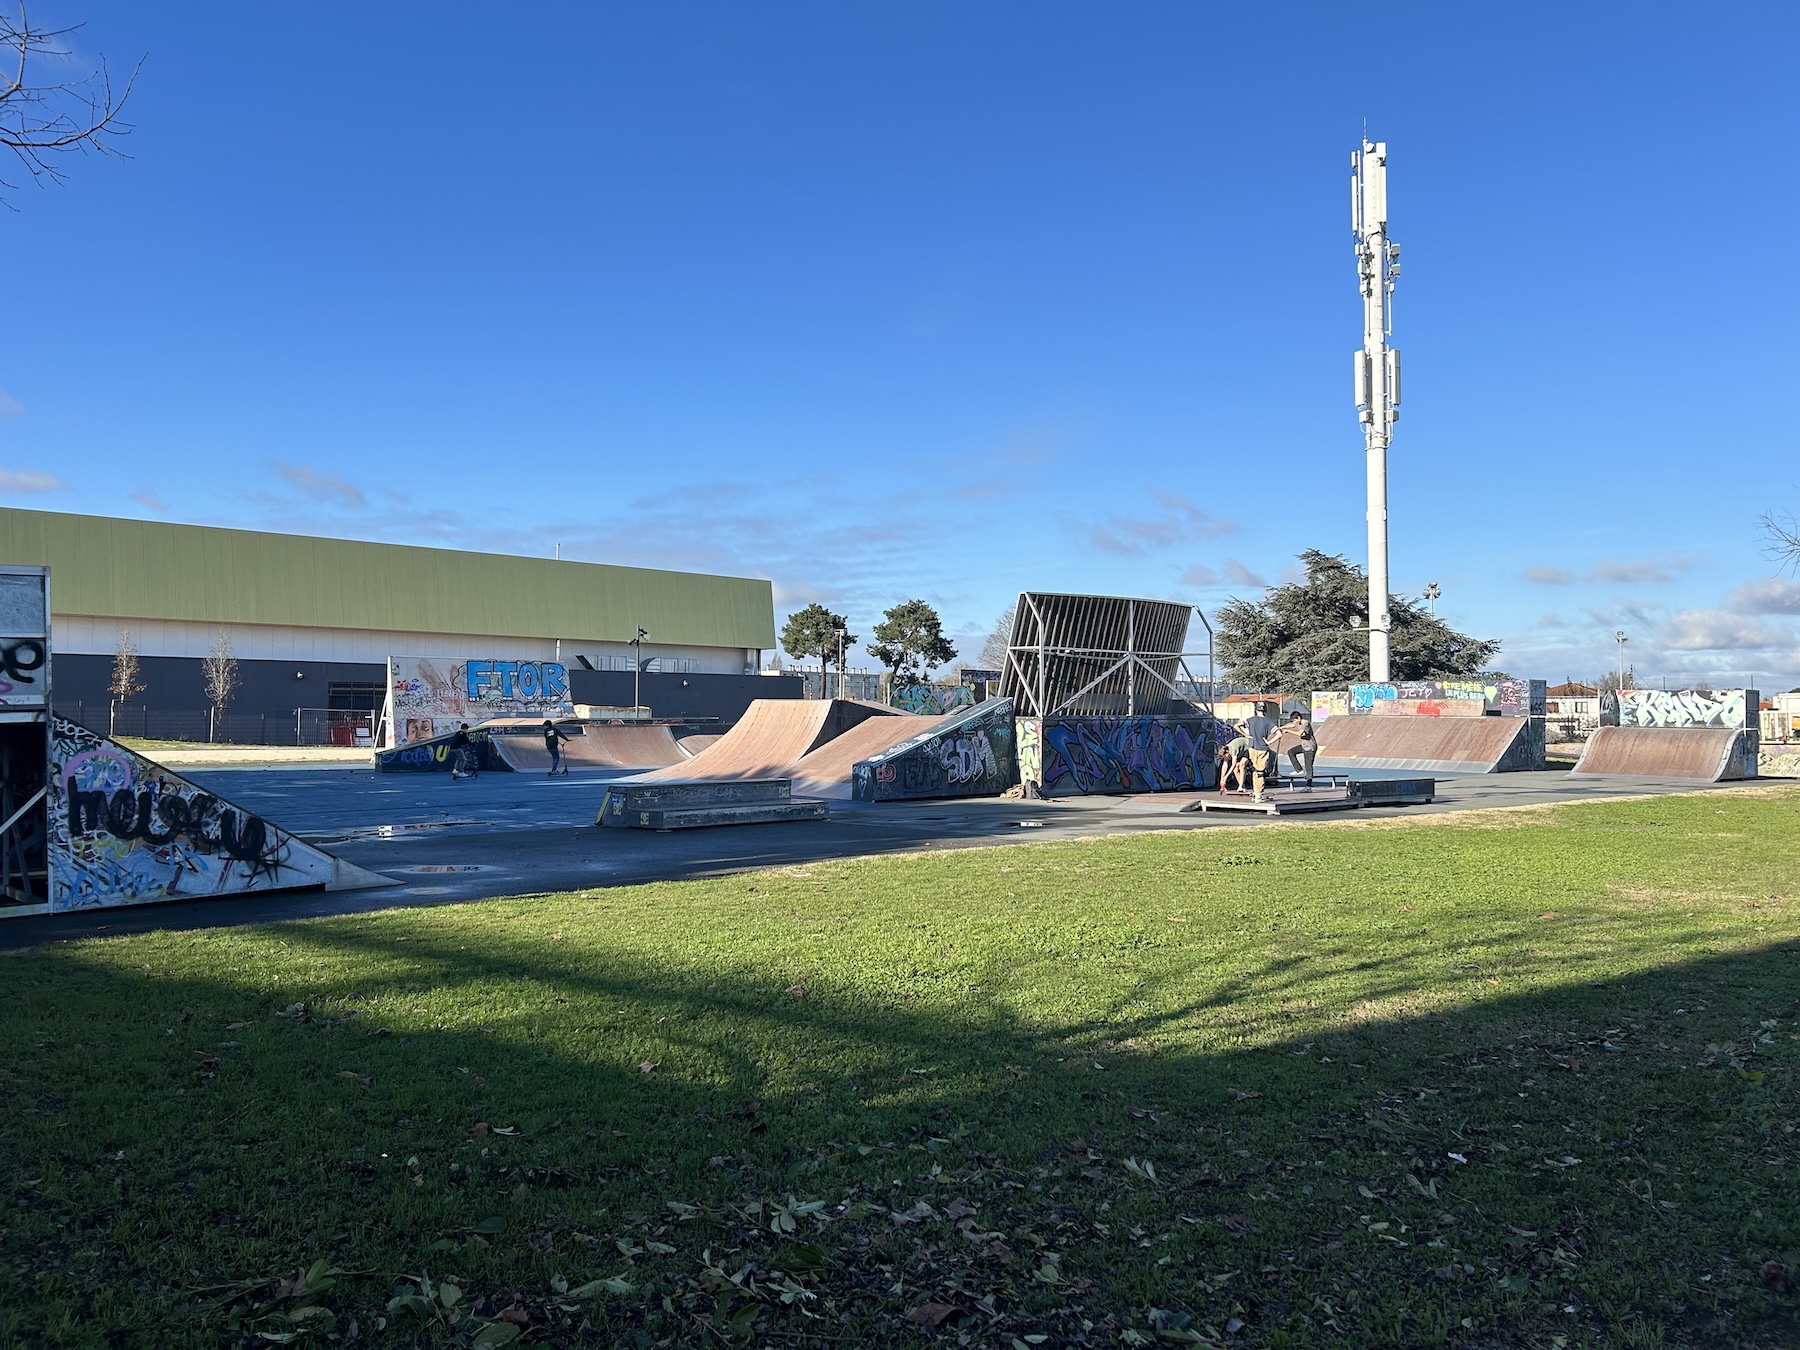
[[4, 766, 1780, 948]]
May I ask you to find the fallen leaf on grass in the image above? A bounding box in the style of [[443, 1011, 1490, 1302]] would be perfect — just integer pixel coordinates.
[[1223, 1214, 1251, 1238], [1738, 1068, 1766, 1084], [1538, 912, 1556, 920], [1125, 1105, 1163, 1120], [905, 1302, 958, 1327], [638, 1061, 659, 1074], [1166, 916, 1187, 923], [1230, 1089, 1261, 1101], [1761, 1260, 1793, 1294], [470, 1122, 489, 1137], [786, 985, 807, 998], [224, 1020, 250, 1030], [338, 1071, 371, 1089]]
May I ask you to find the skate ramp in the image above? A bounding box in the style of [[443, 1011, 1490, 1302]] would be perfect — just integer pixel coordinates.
[[789, 710, 950, 800], [1314, 715, 1543, 774], [627, 699, 899, 784], [1572, 725, 1757, 781], [490, 724, 687, 771], [849, 698, 1018, 802], [677, 733, 722, 756], [31, 715, 393, 918]]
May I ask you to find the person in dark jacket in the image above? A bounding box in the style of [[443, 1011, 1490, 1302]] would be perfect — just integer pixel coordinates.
[[542, 720, 569, 776]]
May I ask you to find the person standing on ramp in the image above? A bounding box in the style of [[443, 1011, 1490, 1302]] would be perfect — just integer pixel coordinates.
[[1241, 709, 1279, 803], [543, 720, 569, 776]]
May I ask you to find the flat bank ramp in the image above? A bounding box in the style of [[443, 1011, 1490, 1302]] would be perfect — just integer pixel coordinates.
[[490, 725, 687, 771], [627, 699, 899, 784], [1314, 715, 1536, 774], [1572, 725, 1755, 781], [790, 712, 950, 799]]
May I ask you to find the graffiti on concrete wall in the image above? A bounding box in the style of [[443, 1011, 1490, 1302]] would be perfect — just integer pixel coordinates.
[[853, 699, 1016, 802], [1617, 688, 1754, 729], [1016, 715, 1042, 789], [1035, 715, 1218, 796], [47, 716, 336, 912], [388, 656, 572, 744], [1346, 678, 1542, 717], [888, 681, 978, 715], [374, 725, 501, 774]]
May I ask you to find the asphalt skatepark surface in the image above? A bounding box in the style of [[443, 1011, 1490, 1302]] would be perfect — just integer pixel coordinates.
[[4, 761, 1775, 948]]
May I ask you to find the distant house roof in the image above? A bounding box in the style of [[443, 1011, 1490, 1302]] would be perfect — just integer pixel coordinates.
[[1547, 681, 1598, 697]]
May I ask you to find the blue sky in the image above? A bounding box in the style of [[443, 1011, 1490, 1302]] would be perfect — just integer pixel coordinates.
[[5, 3, 1797, 687]]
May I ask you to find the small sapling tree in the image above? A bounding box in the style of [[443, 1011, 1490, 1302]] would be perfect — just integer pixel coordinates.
[[202, 628, 239, 742], [108, 627, 145, 736]]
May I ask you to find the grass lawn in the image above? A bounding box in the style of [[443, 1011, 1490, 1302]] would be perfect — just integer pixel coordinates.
[[4, 788, 1798, 1349]]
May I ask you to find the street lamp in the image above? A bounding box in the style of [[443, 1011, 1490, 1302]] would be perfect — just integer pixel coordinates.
[[1422, 581, 1441, 618], [832, 620, 847, 700], [632, 627, 649, 716], [1614, 630, 1628, 690]]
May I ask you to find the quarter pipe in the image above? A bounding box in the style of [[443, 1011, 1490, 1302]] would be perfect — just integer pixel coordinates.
[[489, 724, 689, 771], [625, 698, 902, 785], [1572, 725, 1757, 781], [1313, 715, 1544, 774]]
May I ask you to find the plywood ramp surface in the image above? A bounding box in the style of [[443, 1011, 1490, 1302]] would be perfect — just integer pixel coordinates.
[[1314, 715, 1527, 774], [790, 711, 949, 799], [1572, 725, 1747, 781], [491, 725, 687, 771], [627, 699, 898, 783]]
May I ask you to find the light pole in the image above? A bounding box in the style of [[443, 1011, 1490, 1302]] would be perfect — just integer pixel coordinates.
[[1614, 630, 1628, 690], [833, 621, 847, 700], [632, 627, 649, 716], [1422, 581, 1441, 618]]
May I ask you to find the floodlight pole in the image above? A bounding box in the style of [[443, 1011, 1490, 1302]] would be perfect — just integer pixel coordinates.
[[632, 627, 648, 715], [1352, 139, 1401, 682]]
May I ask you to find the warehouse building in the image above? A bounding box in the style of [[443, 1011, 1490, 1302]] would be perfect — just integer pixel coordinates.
[[2, 508, 788, 743]]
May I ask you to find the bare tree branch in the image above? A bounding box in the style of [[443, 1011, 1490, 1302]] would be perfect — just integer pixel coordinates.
[[0, 2, 142, 203], [1761, 508, 1800, 575]]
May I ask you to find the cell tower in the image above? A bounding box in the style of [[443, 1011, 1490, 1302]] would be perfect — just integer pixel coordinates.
[[1351, 139, 1401, 682]]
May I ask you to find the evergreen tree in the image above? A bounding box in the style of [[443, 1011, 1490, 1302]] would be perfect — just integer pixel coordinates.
[[869, 599, 957, 685], [1215, 550, 1499, 692]]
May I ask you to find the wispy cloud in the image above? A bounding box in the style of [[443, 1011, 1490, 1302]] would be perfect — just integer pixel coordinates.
[[1088, 492, 1237, 556], [1521, 565, 1578, 585], [271, 460, 367, 507], [1728, 577, 1800, 615], [0, 467, 67, 495], [1521, 555, 1701, 586], [1660, 608, 1795, 653], [130, 489, 168, 512], [1588, 558, 1673, 584], [1180, 559, 1266, 588], [0, 392, 22, 421]]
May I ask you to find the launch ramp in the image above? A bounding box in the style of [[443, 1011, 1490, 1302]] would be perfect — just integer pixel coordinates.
[[625, 699, 900, 785], [1572, 726, 1757, 782], [1314, 714, 1540, 775], [789, 709, 955, 800]]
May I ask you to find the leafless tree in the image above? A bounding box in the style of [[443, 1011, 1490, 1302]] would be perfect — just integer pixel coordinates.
[[107, 626, 144, 735], [1, 3, 141, 202], [1762, 508, 1800, 573], [977, 603, 1015, 671], [202, 629, 238, 743]]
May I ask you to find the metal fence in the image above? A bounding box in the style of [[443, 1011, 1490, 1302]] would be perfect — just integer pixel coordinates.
[[54, 703, 376, 746]]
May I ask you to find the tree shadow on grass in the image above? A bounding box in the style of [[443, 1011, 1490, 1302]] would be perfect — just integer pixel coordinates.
[[4, 914, 1798, 1349]]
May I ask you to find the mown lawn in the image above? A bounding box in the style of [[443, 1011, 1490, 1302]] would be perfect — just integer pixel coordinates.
[[4, 787, 1798, 1349]]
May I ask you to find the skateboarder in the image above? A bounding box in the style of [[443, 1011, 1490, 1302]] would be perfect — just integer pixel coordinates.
[[542, 720, 569, 776], [1282, 710, 1317, 786], [449, 723, 478, 779], [1240, 711, 1278, 803]]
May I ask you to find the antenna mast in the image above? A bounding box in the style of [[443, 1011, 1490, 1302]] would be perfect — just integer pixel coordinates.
[[1351, 139, 1401, 682]]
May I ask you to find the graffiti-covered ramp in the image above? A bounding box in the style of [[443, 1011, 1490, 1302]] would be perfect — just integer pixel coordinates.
[[35, 716, 392, 919], [848, 699, 1017, 802]]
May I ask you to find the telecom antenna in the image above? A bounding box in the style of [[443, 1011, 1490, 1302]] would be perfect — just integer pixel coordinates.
[[1351, 139, 1401, 682]]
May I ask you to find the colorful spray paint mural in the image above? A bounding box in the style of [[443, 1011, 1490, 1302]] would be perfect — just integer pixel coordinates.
[[1310, 690, 1349, 725], [374, 724, 502, 774], [41, 716, 338, 915], [1614, 688, 1755, 729], [852, 699, 1016, 802], [1347, 679, 1542, 717], [887, 681, 978, 715], [1018, 715, 1218, 796], [387, 656, 573, 745]]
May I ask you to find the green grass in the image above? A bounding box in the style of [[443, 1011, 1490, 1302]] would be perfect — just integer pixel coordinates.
[[5, 788, 1799, 1349]]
